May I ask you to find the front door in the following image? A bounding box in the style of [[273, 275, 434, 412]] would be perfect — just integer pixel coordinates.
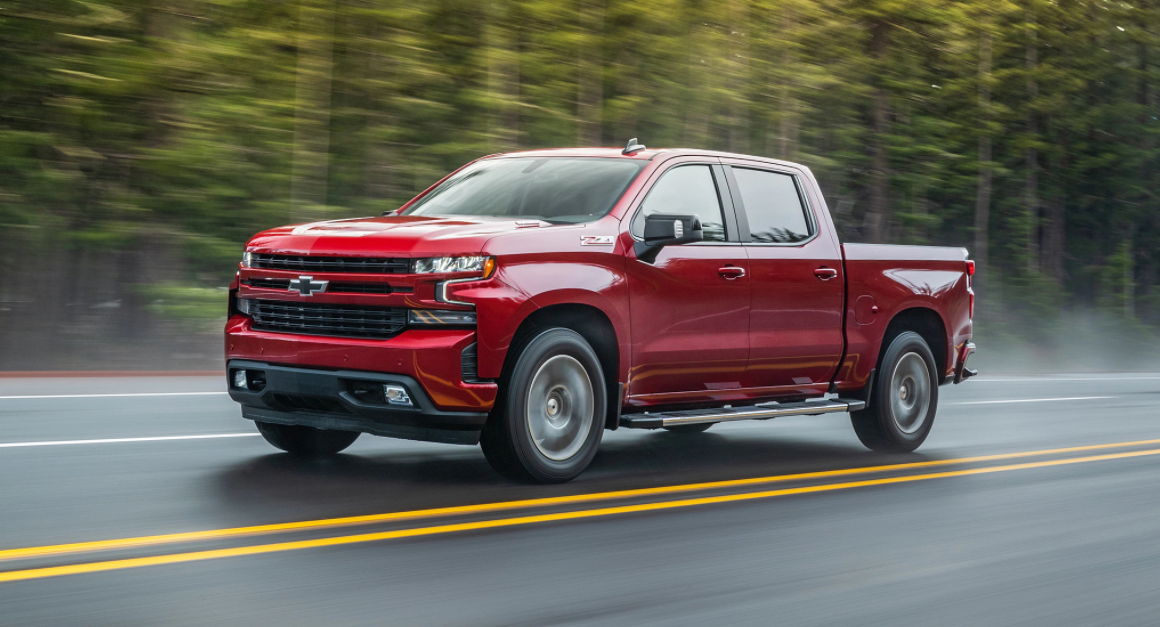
[[625, 162, 750, 401], [722, 163, 845, 393]]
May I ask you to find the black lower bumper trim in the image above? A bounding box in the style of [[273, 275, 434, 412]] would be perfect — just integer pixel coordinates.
[[241, 406, 480, 446], [227, 360, 488, 446]]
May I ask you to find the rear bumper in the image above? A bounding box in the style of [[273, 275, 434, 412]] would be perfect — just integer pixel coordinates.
[[228, 360, 488, 445]]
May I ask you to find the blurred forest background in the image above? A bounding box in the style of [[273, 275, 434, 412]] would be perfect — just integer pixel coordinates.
[[1, 0, 1159, 371]]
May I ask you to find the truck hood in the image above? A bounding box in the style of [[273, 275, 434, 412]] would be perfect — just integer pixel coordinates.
[[245, 215, 548, 257]]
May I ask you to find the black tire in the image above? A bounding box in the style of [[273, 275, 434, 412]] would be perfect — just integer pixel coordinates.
[[255, 421, 360, 456], [480, 328, 606, 483], [851, 331, 938, 453], [663, 422, 714, 434]]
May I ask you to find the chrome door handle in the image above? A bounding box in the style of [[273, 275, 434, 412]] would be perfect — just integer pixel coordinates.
[[814, 267, 838, 280], [718, 266, 746, 280]]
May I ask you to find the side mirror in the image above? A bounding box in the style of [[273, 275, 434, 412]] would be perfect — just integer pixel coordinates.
[[634, 213, 704, 263]]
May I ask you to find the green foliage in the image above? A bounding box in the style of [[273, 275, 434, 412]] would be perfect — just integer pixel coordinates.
[[2, 0, 1160, 351], [138, 283, 230, 337], [138, 284, 226, 321]]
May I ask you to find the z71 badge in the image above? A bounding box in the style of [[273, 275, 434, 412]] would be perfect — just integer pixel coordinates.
[[580, 235, 615, 246]]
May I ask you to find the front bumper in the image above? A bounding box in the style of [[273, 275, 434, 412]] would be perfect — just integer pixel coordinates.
[[228, 360, 489, 445], [225, 315, 498, 412]]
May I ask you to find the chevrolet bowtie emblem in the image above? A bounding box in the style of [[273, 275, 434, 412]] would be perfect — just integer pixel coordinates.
[[291, 275, 328, 296]]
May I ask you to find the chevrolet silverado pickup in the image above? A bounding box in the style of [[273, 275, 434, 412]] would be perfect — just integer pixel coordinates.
[[226, 141, 977, 482]]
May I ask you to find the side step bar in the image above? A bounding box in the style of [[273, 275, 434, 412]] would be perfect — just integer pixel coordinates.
[[619, 398, 867, 430]]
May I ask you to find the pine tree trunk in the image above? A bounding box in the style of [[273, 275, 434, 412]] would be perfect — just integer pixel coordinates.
[[290, 0, 337, 223], [576, 0, 604, 147], [1125, 236, 1135, 318], [974, 28, 993, 291], [362, 19, 399, 206], [1024, 11, 1040, 274], [683, 22, 710, 147], [864, 18, 891, 243], [1043, 195, 1065, 282], [486, 0, 519, 152], [727, 0, 748, 153], [774, 9, 798, 160]]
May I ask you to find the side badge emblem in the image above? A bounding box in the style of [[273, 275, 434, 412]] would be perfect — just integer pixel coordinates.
[[580, 235, 615, 246]]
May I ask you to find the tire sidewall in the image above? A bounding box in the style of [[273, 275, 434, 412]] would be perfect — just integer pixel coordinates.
[[874, 331, 939, 448], [504, 328, 606, 482]]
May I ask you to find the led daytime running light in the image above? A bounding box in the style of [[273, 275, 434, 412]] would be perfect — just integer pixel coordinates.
[[412, 256, 494, 276]]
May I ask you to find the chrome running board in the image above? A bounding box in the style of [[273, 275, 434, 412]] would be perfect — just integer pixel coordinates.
[[619, 398, 866, 430]]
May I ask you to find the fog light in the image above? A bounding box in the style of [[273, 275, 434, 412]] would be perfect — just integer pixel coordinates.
[[233, 370, 248, 389], [407, 309, 477, 325], [384, 385, 412, 406]]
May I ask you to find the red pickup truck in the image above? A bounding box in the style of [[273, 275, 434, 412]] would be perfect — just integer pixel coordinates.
[[226, 142, 976, 482]]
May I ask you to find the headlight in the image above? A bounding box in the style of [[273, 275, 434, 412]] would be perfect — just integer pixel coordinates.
[[412, 256, 495, 276], [407, 310, 477, 325], [241, 251, 253, 268]]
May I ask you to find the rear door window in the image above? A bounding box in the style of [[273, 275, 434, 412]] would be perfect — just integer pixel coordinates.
[[731, 168, 812, 243], [632, 165, 727, 242]]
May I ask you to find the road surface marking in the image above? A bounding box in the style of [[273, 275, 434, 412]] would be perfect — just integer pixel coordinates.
[[0, 446, 1156, 584], [0, 434, 260, 449], [946, 396, 1114, 406], [3, 437, 1160, 564], [0, 392, 227, 400]]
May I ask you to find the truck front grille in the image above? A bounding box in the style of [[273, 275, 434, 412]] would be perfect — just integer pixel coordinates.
[[251, 254, 410, 274], [250, 300, 406, 340], [246, 278, 400, 295]]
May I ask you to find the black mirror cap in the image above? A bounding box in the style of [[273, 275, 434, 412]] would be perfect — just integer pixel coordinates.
[[635, 213, 705, 263], [643, 213, 703, 244]]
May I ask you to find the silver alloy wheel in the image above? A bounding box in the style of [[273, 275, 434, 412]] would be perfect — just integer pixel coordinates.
[[525, 355, 594, 461], [889, 351, 931, 434]]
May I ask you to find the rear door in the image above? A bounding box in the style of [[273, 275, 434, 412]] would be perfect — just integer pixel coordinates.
[[722, 163, 845, 392], [624, 160, 750, 401]]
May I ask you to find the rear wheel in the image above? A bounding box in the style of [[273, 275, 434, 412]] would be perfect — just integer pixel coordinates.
[[851, 331, 938, 452], [480, 328, 606, 483], [255, 421, 360, 456]]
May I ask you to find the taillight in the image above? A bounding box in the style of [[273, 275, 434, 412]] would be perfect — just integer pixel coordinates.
[[969, 289, 975, 319], [966, 260, 975, 276]]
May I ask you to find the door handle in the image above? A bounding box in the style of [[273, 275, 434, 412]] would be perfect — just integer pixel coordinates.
[[814, 267, 838, 280], [718, 266, 746, 280]]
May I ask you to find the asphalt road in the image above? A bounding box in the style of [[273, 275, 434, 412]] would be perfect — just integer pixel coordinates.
[[1, 373, 1159, 626]]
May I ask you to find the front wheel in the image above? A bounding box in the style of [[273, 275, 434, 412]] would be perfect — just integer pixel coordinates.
[[255, 421, 360, 456], [480, 328, 606, 483], [850, 331, 938, 452]]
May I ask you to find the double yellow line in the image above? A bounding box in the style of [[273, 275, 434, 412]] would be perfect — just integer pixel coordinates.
[[2, 438, 1159, 584]]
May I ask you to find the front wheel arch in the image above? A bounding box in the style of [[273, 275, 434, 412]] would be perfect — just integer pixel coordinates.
[[501, 304, 622, 430]]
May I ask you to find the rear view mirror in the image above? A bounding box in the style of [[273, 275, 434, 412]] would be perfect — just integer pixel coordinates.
[[634, 213, 704, 263]]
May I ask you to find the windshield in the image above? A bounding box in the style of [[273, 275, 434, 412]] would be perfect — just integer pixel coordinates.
[[402, 157, 645, 223]]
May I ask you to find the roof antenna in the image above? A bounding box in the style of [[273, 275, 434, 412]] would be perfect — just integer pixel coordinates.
[[622, 137, 646, 155]]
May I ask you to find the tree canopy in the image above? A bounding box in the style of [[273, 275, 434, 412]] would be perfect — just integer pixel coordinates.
[[1, 0, 1158, 369]]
